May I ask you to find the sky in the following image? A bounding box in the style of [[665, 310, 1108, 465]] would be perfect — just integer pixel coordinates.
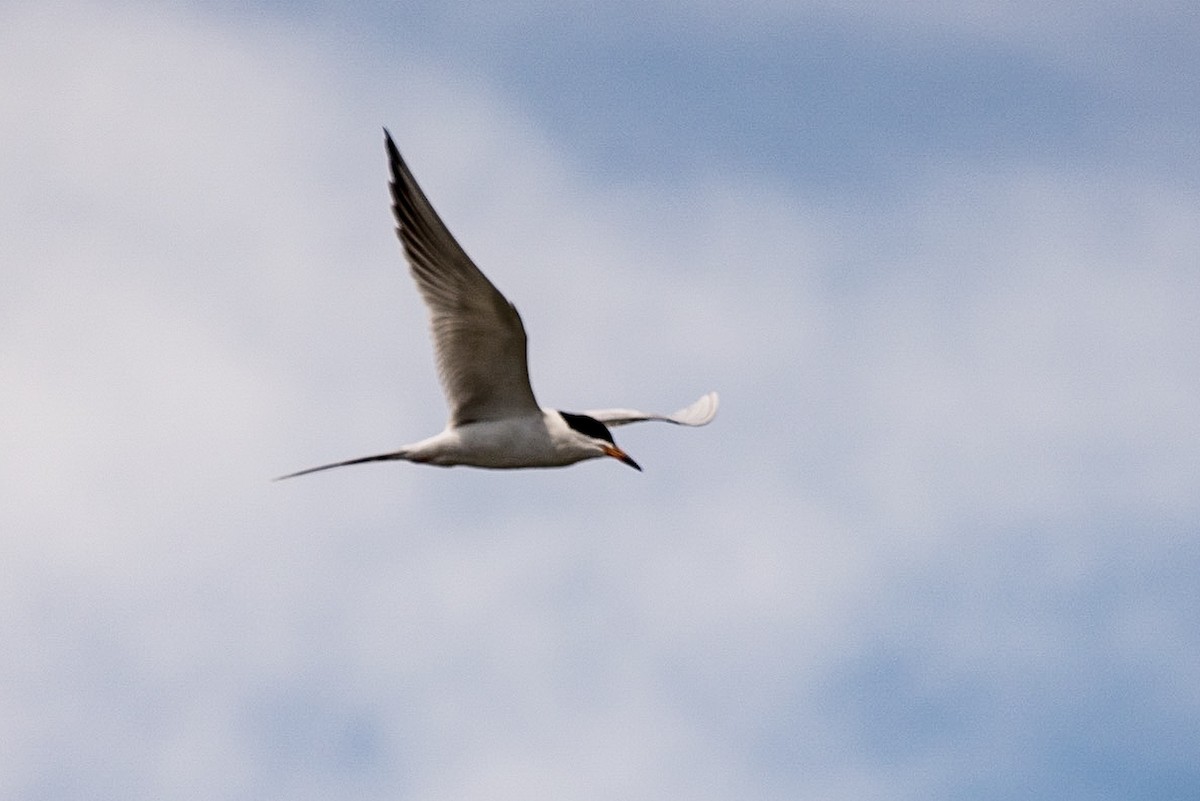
[[3, 1, 1199, 798]]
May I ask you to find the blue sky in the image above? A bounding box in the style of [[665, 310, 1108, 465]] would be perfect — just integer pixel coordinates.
[[3, 1, 1199, 799]]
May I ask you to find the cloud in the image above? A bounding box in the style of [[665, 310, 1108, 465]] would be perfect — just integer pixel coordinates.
[[3, 1, 1199, 800]]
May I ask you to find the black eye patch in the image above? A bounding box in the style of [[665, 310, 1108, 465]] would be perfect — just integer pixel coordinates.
[[559, 412, 615, 444]]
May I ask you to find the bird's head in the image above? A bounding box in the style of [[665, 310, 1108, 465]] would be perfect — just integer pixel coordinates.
[[558, 411, 642, 471]]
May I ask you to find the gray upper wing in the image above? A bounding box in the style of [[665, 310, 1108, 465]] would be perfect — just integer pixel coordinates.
[[385, 130, 539, 425], [585, 391, 719, 428]]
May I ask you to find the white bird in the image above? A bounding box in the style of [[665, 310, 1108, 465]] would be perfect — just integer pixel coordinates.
[[276, 130, 717, 480]]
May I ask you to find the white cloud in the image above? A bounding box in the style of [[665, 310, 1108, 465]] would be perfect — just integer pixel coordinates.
[[2, 2, 1198, 800]]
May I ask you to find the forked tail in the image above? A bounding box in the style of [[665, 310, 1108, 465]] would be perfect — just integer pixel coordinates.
[[273, 449, 410, 481]]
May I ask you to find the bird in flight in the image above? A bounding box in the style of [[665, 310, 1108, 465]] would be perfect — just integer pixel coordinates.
[[276, 130, 717, 480]]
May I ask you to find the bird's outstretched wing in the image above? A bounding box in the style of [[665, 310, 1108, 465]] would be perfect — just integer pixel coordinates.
[[584, 391, 719, 428], [385, 129, 540, 426]]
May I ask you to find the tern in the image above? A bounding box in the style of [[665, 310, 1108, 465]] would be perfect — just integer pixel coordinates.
[[276, 130, 717, 480]]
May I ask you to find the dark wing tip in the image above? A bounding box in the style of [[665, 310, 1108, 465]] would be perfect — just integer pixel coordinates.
[[383, 129, 402, 176]]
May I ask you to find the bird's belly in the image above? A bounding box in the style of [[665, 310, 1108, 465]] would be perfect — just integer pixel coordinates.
[[416, 419, 581, 469]]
